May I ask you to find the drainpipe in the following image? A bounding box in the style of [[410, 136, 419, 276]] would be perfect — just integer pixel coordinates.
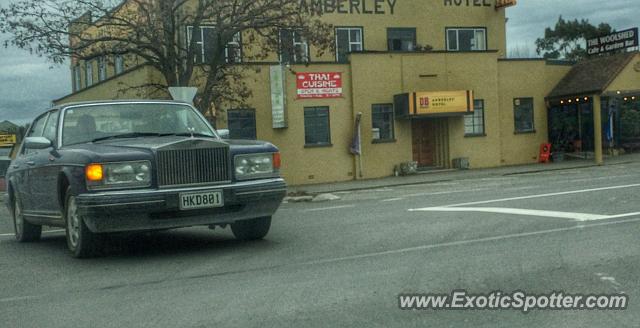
[[593, 94, 604, 165]]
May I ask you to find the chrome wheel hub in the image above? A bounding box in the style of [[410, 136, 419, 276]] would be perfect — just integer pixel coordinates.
[[67, 196, 80, 247]]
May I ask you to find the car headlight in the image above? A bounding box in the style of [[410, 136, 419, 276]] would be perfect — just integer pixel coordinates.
[[234, 153, 280, 180], [86, 161, 152, 189]]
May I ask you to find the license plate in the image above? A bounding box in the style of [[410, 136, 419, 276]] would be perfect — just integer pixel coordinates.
[[179, 191, 224, 210]]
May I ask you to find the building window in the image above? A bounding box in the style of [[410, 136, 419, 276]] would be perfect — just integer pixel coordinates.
[[336, 27, 363, 63], [225, 32, 242, 63], [387, 28, 416, 51], [98, 56, 107, 81], [304, 107, 331, 146], [187, 26, 242, 64], [514, 98, 535, 133], [85, 60, 94, 87], [372, 104, 395, 142], [227, 109, 256, 140], [446, 28, 487, 51], [73, 65, 82, 91], [279, 29, 309, 64], [115, 55, 125, 74], [465, 99, 485, 136]]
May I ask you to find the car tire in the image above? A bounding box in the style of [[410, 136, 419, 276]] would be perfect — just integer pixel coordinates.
[[64, 188, 102, 258], [230, 216, 272, 241], [12, 195, 42, 242]]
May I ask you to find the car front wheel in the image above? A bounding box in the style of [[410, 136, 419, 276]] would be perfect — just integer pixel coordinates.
[[230, 216, 272, 241], [12, 195, 42, 242], [64, 189, 101, 258]]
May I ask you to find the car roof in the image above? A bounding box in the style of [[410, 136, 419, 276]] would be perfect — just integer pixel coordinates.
[[53, 99, 192, 111]]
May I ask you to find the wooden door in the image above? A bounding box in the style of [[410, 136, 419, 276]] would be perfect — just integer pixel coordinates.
[[412, 119, 436, 167]]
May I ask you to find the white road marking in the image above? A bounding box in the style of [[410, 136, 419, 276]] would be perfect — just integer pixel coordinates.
[[411, 207, 610, 221], [302, 205, 356, 212], [381, 198, 403, 203], [0, 229, 65, 238], [404, 188, 489, 198], [0, 295, 43, 303], [427, 183, 640, 208], [305, 217, 640, 266]]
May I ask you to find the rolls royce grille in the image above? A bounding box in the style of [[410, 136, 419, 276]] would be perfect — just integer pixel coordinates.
[[157, 147, 230, 186]]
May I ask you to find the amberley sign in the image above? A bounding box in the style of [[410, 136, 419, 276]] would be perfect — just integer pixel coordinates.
[[298, 0, 513, 15], [299, 0, 397, 15]]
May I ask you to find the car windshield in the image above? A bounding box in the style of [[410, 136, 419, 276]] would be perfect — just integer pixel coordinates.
[[61, 103, 216, 146]]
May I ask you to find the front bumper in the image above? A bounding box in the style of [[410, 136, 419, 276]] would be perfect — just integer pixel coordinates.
[[75, 178, 286, 233]]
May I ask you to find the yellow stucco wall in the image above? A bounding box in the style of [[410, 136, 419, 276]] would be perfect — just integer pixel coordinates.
[[55, 65, 165, 104], [606, 53, 640, 93], [497, 60, 572, 166]]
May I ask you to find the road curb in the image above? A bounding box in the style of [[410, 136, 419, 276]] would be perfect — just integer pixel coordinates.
[[288, 160, 636, 195]]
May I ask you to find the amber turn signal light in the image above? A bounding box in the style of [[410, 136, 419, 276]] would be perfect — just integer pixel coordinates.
[[273, 152, 281, 170], [86, 164, 104, 181]]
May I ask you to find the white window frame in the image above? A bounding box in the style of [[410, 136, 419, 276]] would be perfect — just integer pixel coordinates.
[[85, 60, 94, 87], [115, 55, 125, 74], [446, 28, 487, 51], [279, 29, 309, 63], [335, 27, 363, 62], [224, 32, 242, 64], [98, 56, 107, 81], [73, 65, 82, 91], [187, 26, 242, 64], [465, 99, 486, 136]]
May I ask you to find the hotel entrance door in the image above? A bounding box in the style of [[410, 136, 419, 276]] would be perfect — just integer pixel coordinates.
[[412, 119, 436, 167]]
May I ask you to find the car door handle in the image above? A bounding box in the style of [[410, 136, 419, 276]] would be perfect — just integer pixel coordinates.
[[26, 161, 36, 166]]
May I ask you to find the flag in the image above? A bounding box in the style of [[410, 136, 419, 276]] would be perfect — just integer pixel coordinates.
[[350, 113, 362, 155]]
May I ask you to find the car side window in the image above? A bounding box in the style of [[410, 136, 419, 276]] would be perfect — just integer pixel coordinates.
[[43, 110, 60, 142], [23, 113, 49, 155]]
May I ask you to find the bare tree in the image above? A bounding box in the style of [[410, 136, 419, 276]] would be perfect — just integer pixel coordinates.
[[0, 0, 334, 116]]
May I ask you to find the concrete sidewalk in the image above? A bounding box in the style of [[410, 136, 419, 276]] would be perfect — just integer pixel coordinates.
[[288, 153, 640, 195]]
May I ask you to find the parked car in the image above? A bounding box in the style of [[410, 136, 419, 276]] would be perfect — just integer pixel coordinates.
[[4, 100, 286, 257], [0, 145, 13, 192]]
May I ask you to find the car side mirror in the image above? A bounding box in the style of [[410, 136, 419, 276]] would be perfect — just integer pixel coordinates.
[[24, 137, 52, 150], [217, 129, 230, 139]]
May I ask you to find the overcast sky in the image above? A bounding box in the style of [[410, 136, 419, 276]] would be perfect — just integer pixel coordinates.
[[0, 0, 636, 125]]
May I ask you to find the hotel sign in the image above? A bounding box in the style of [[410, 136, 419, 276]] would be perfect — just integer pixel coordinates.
[[0, 134, 17, 145], [270, 65, 287, 128], [587, 28, 638, 56], [394, 91, 474, 118], [296, 72, 343, 99], [495, 0, 516, 9], [414, 91, 474, 116]]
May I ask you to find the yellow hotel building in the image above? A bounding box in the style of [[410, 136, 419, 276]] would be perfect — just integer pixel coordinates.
[[54, 0, 640, 186]]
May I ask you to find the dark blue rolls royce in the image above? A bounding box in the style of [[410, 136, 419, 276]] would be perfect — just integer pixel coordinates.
[[4, 100, 286, 257]]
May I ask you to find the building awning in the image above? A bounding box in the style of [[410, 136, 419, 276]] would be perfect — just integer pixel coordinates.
[[547, 52, 638, 99]]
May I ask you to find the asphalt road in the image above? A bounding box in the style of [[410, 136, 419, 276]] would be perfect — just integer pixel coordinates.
[[1, 163, 639, 327]]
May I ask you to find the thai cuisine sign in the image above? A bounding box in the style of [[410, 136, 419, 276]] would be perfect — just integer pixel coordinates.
[[296, 72, 343, 99]]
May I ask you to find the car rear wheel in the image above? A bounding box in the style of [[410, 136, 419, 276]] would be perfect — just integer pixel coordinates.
[[64, 188, 101, 258], [230, 216, 272, 241], [12, 196, 42, 242]]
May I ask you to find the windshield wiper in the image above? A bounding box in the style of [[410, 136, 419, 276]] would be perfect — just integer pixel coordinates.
[[91, 132, 163, 143], [159, 133, 218, 138]]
